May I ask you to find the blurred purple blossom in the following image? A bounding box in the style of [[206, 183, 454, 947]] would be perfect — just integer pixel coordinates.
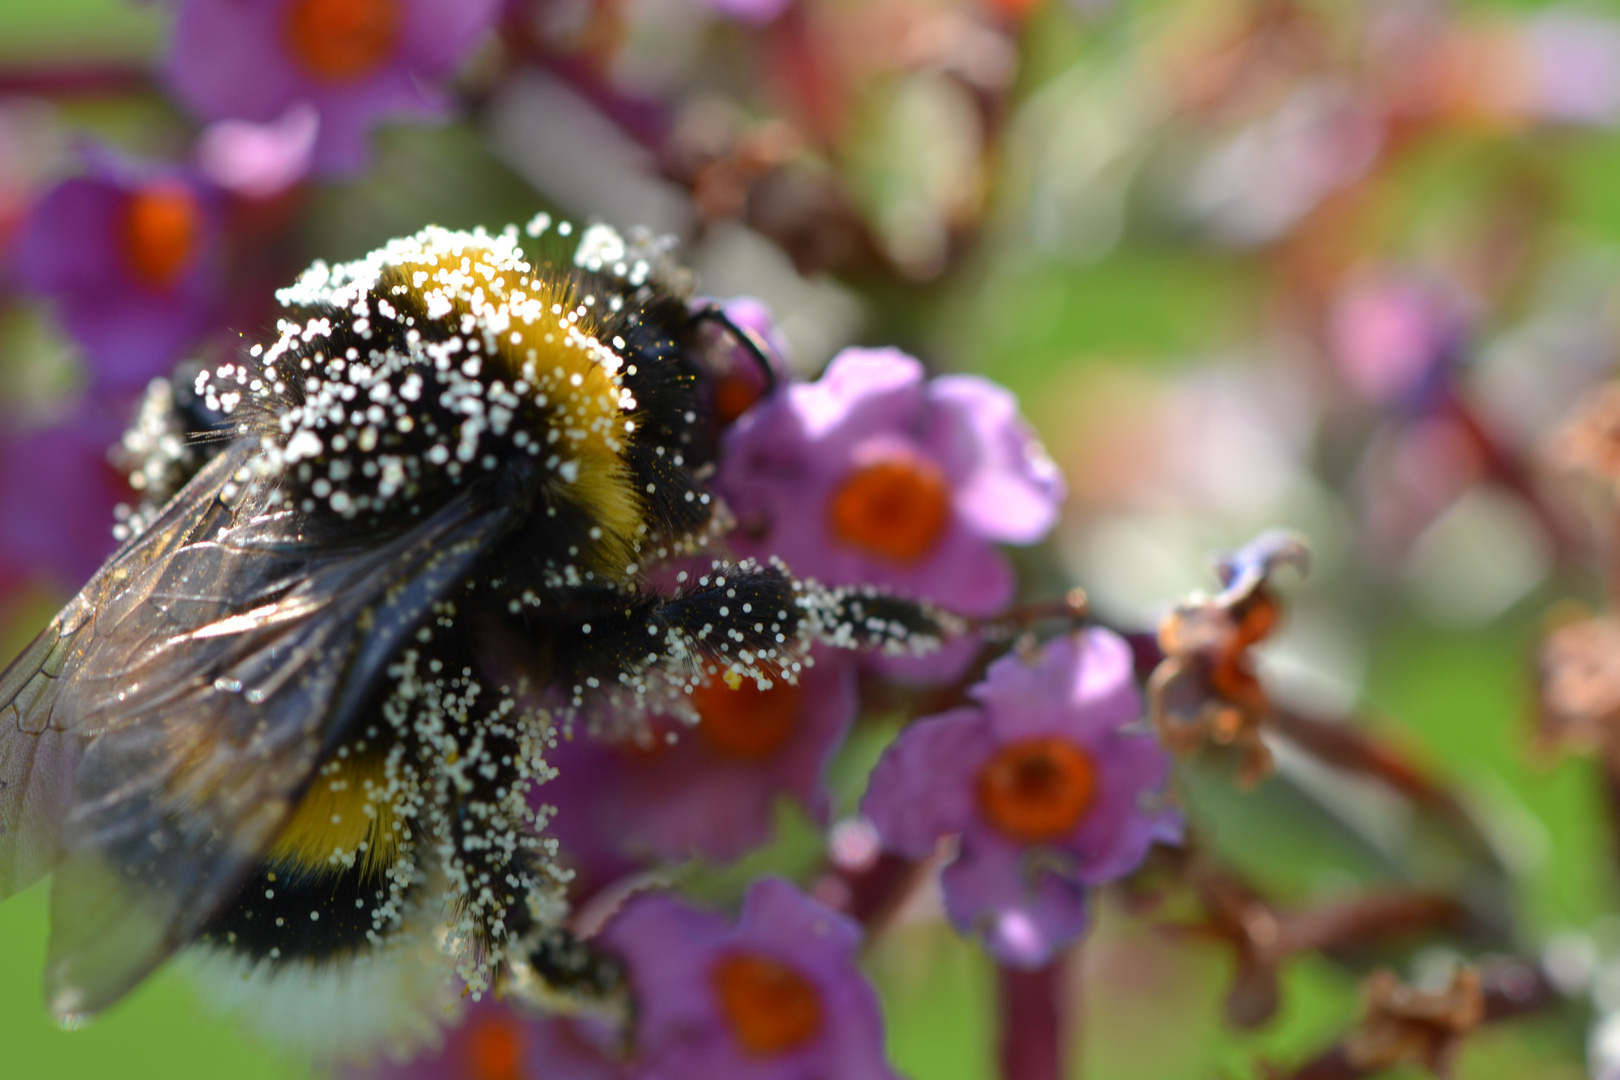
[[862, 628, 1181, 968], [0, 408, 128, 595], [1328, 268, 1474, 408], [716, 346, 1063, 617], [601, 877, 899, 1080], [703, 0, 795, 27], [15, 148, 224, 395], [195, 103, 320, 198], [543, 647, 858, 873], [163, 0, 503, 175], [1526, 10, 1620, 126], [358, 1000, 628, 1080]]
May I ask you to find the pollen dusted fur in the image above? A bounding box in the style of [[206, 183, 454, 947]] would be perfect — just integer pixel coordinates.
[[0, 221, 954, 1057]]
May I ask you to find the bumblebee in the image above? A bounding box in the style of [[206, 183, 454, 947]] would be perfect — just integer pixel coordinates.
[[0, 221, 947, 1055]]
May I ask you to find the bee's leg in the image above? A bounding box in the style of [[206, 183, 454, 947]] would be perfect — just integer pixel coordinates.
[[525, 925, 627, 1009], [793, 579, 967, 656], [490, 900, 629, 1025], [391, 616, 568, 996], [494, 561, 968, 698]]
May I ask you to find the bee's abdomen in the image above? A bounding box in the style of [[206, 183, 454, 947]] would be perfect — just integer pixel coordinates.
[[196, 859, 404, 964]]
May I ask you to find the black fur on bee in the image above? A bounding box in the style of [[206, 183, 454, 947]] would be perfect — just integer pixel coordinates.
[[0, 223, 956, 1051]]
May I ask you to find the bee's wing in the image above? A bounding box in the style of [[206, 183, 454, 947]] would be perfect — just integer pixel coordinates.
[[0, 623, 85, 899], [0, 445, 244, 903], [0, 442, 517, 1018]]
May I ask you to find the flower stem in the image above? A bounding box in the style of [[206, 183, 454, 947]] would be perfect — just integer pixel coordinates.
[[996, 952, 1073, 1080]]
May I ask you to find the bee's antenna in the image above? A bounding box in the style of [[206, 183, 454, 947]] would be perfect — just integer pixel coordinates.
[[692, 303, 779, 395]]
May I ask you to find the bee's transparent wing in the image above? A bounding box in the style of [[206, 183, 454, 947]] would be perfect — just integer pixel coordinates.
[[0, 627, 85, 899], [0, 442, 515, 1019], [0, 446, 243, 903]]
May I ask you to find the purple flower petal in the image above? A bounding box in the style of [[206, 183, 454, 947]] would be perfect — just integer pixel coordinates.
[[790, 348, 926, 441], [702, 0, 795, 26], [0, 409, 127, 592], [861, 708, 990, 858], [1060, 732, 1180, 883], [196, 103, 319, 197], [939, 834, 1091, 969], [716, 345, 1062, 635], [972, 628, 1141, 742], [600, 892, 731, 1044], [925, 374, 1065, 543], [542, 649, 858, 869], [15, 150, 224, 391], [164, 0, 501, 175], [603, 879, 899, 1080], [862, 630, 1180, 964], [355, 1002, 629, 1080]]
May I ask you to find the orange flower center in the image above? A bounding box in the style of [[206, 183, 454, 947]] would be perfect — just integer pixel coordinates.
[[694, 678, 802, 761], [461, 1011, 525, 1080], [827, 457, 951, 563], [976, 737, 1097, 843], [119, 182, 201, 291], [714, 373, 764, 427], [712, 951, 823, 1056], [282, 0, 402, 83]]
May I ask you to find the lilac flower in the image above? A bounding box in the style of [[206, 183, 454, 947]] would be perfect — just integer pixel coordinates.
[[716, 346, 1063, 618], [862, 627, 1181, 968], [601, 877, 899, 1080], [163, 0, 503, 176], [1526, 11, 1620, 127], [0, 408, 128, 594], [543, 647, 858, 875], [1327, 268, 1473, 408], [16, 150, 224, 392], [357, 1000, 628, 1080], [195, 103, 320, 198], [703, 0, 795, 26]]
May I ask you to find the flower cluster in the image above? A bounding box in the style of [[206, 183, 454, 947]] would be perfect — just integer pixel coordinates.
[[864, 627, 1181, 968]]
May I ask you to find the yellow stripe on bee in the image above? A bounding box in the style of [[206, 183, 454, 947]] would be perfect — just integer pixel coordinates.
[[267, 753, 398, 877], [381, 240, 644, 576]]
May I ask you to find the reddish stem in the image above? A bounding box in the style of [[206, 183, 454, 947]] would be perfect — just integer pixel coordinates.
[[997, 955, 1072, 1080], [842, 852, 926, 934], [1443, 390, 1584, 565], [0, 64, 151, 98], [1266, 706, 1501, 868]]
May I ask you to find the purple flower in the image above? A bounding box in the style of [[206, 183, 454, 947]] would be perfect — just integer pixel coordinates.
[[1327, 267, 1473, 408], [716, 346, 1063, 617], [163, 0, 503, 176], [195, 102, 320, 198], [543, 647, 858, 876], [703, 0, 794, 26], [355, 1000, 628, 1080], [861, 628, 1181, 968], [0, 408, 128, 595], [16, 150, 224, 392], [1526, 11, 1620, 127], [601, 877, 899, 1080]]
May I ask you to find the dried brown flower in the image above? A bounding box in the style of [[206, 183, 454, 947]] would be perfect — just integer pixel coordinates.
[[1536, 613, 1620, 761], [1344, 967, 1483, 1078], [1147, 529, 1310, 784], [1547, 383, 1620, 497]]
